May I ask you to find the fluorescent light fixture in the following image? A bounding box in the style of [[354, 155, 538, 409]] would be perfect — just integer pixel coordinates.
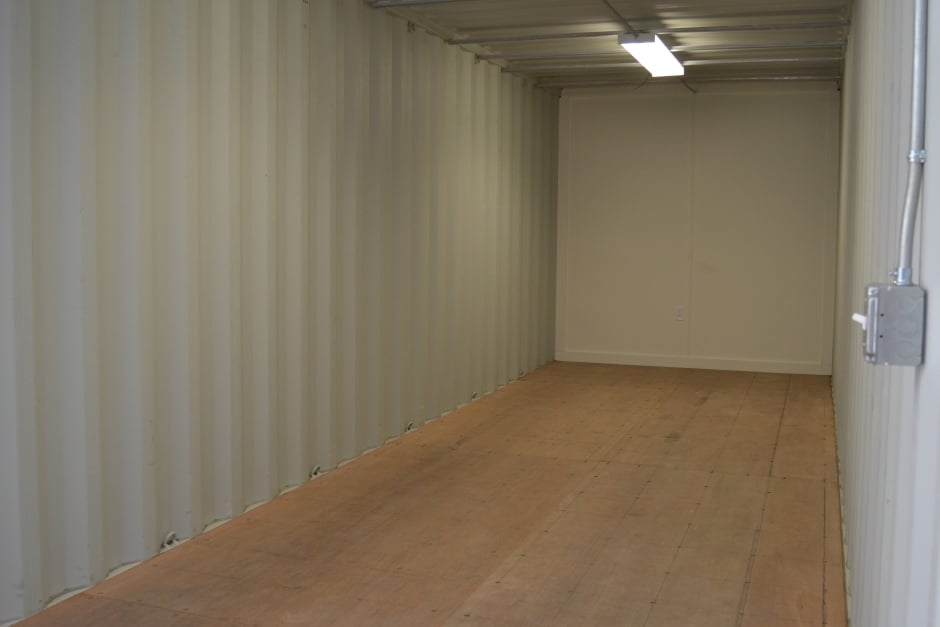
[[618, 33, 684, 77]]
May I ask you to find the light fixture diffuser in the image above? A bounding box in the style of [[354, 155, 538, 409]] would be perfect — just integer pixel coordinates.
[[618, 33, 684, 77]]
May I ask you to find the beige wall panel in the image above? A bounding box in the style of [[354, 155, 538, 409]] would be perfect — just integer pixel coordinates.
[[833, 0, 940, 625], [558, 90, 694, 360], [691, 89, 839, 369], [0, 0, 558, 622], [557, 84, 838, 374]]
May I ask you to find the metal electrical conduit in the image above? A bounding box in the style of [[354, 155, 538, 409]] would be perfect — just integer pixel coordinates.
[[896, 0, 929, 287], [854, 0, 930, 366]]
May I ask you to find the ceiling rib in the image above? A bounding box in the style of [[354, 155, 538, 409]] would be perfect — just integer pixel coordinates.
[[624, 7, 846, 21], [507, 62, 641, 73], [372, 0, 473, 8], [658, 21, 847, 34], [684, 55, 842, 66], [537, 76, 842, 89], [449, 30, 621, 45], [506, 57, 843, 74], [450, 22, 847, 45], [673, 40, 844, 53], [369, 0, 850, 88], [445, 10, 848, 38], [478, 40, 846, 62]]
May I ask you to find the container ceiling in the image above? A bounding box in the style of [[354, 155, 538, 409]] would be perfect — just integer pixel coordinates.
[[369, 0, 851, 88]]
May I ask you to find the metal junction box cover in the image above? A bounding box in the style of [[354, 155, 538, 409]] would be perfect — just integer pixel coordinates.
[[864, 284, 926, 365]]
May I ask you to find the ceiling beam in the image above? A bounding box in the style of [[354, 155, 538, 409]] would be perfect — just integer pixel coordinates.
[[449, 21, 847, 46], [684, 56, 842, 66], [448, 8, 847, 37], [506, 62, 641, 73], [659, 21, 847, 35], [648, 7, 846, 21], [477, 40, 846, 62], [673, 40, 844, 53], [450, 30, 622, 45], [444, 8, 849, 37], [372, 0, 474, 7], [536, 75, 841, 89], [506, 57, 842, 74]]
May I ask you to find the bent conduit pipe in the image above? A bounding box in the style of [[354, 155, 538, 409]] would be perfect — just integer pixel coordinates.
[[895, 0, 929, 286]]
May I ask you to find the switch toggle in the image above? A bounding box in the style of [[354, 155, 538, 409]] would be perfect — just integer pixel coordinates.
[[851, 313, 868, 330]]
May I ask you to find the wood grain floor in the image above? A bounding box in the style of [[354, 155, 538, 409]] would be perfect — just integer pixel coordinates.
[[19, 362, 846, 627]]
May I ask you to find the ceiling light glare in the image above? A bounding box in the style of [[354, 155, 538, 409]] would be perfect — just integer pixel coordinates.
[[618, 33, 684, 77]]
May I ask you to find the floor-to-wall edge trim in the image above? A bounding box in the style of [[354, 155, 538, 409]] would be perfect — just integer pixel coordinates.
[[556, 351, 831, 375]]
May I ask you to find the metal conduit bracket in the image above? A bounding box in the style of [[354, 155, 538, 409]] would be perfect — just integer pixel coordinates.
[[894, 267, 913, 286], [909, 149, 927, 163]]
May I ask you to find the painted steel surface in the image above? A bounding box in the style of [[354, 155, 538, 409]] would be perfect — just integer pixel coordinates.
[[834, 0, 940, 624], [0, 0, 557, 621]]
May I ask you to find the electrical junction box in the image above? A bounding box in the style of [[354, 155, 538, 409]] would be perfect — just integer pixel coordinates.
[[852, 284, 926, 366]]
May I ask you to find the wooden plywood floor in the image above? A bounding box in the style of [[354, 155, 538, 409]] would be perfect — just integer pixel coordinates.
[[19, 363, 846, 627]]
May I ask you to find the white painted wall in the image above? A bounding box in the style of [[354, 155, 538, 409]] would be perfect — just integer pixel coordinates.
[[556, 83, 839, 375], [833, 0, 940, 624], [0, 0, 558, 622]]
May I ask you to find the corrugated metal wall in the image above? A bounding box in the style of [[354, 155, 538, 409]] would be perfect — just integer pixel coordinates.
[[833, 0, 940, 624], [0, 0, 559, 621]]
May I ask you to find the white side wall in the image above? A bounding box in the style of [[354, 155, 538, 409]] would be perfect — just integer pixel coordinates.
[[556, 83, 839, 375], [833, 0, 940, 624], [0, 0, 558, 622]]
